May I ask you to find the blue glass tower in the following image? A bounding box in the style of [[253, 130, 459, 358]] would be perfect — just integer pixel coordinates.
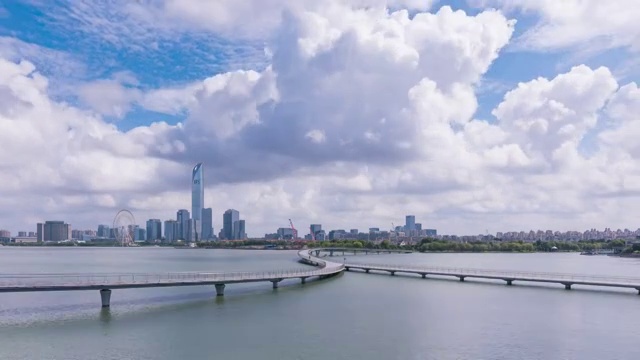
[[191, 163, 204, 241]]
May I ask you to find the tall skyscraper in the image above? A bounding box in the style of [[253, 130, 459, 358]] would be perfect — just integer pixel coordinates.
[[146, 219, 162, 241], [202, 208, 213, 240], [405, 215, 416, 232], [177, 209, 191, 241], [223, 209, 239, 240], [164, 220, 179, 242], [191, 163, 204, 242]]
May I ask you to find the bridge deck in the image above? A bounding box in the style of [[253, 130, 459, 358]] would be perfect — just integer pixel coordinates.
[[0, 250, 344, 303], [345, 262, 640, 292], [0, 268, 339, 292]]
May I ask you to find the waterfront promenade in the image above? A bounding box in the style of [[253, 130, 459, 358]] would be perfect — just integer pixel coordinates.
[[344, 261, 640, 293], [0, 249, 343, 307]]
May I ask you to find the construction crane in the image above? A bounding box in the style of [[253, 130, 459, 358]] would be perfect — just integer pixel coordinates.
[[289, 219, 298, 240]]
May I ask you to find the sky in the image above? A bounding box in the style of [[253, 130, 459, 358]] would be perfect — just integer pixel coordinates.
[[1, 0, 640, 237]]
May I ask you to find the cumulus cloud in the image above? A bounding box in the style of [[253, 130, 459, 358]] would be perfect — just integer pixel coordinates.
[[3, 1, 640, 237], [482, 0, 640, 52]]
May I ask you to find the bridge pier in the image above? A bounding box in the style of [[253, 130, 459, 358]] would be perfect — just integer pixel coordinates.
[[301, 277, 307, 284], [458, 276, 465, 282], [365, 269, 370, 273], [100, 289, 111, 308], [563, 283, 572, 290], [389, 271, 396, 276], [505, 279, 513, 286], [421, 273, 426, 279], [329, 250, 334, 257], [637, 288, 640, 295], [345, 267, 350, 271], [271, 280, 281, 289], [215, 284, 226, 296]]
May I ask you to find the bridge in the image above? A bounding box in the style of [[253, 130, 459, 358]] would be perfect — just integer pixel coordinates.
[[3, 248, 640, 309], [344, 262, 640, 294], [0, 249, 343, 307], [312, 248, 412, 257]]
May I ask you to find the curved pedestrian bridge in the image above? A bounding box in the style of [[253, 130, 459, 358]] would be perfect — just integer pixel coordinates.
[[3, 248, 640, 308], [345, 262, 640, 294], [0, 249, 344, 307]]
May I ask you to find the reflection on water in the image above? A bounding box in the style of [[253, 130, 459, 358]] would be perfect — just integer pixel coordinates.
[[99, 308, 111, 324]]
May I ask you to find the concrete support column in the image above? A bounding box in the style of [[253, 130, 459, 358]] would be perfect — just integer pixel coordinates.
[[215, 284, 225, 296], [637, 288, 640, 295], [100, 289, 112, 308], [365, 269, 370, 273], [301, 277, 307, 284], [458, 276, 465, 282], [390, 271, 395, 276], [272, 280, 281, 289], [505, 279, 513, 286], [345, 267, 350, 271], [563, 283, 572, 290], [421, 274, 426, 279]]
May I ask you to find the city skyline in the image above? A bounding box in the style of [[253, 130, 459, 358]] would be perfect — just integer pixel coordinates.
[[1, 1, 640, 238]]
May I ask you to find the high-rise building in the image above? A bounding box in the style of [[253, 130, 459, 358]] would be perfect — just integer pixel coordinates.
[[277, 227, 294, 239], [164, 220, 179, 243], [177, 209, 191, 241], [18, 231, 26, 237], [146, 219, 162, 241], [350, 229, 358, 235], [134, 227, 146, 242], [415, 223, 422, 231], [97, 225, 110, 238], [0, 230, 10, 238], [310, 224, 322, 238], [425, 229, 437, 237], [37, 221, 71, 242], [191, 163, 204, 242], [223, 209, 239, 240], [201, 208, 213, 240], [28, 231, 36, 237], [405, 215, 416, 232], [237, 220, 246, 239]]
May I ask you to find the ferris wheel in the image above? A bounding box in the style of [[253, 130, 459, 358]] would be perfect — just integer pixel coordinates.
[[113, 209, 136, 246]]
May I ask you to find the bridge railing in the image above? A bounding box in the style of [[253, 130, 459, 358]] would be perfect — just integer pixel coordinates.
[[0, 248, 344, 289], [0, 267, 339, 288], [346, 262, 640, 284]]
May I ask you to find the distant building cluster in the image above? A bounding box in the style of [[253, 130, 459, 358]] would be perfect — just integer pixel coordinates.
[[493, 228, 640, 242], [263, 215, 437, 242], [4, 162, 639, 246]]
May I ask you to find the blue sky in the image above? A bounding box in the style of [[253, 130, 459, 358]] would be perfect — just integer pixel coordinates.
[[1, 0, 637, 129]]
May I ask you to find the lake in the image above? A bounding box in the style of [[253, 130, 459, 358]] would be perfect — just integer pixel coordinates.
[[1, 247, 639, 359]]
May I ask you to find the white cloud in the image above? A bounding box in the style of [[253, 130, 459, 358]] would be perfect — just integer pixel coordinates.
[[483, 0, 640, 52], [305, 130, 327, 144], [77, 74, 141, 119], [4, 1, 640, 238]]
